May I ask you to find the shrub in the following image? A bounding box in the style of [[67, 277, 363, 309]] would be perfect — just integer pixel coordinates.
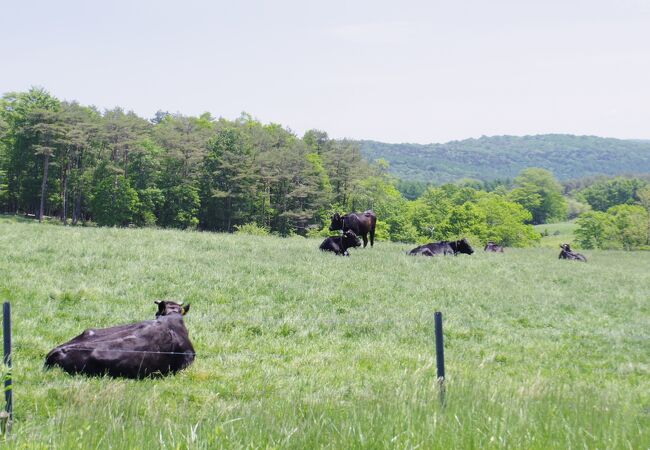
[[234, 222, 270, 236]]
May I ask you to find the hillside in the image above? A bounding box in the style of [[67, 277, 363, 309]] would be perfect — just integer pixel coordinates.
[[358, 134, 650, 183]]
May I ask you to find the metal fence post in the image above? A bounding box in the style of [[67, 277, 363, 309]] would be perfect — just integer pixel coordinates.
[[3, 302, 12, 423], [434, 311, 446, 406]]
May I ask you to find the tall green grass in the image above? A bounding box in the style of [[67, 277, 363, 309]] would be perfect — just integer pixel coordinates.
[[534, 221, 578, 248], [0, 217, 649, 448]]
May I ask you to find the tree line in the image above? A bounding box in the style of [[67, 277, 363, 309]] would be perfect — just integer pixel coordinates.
[[569, 176, 650, 250], [0, 88, 372, 236], [1, 87, 648, 249]]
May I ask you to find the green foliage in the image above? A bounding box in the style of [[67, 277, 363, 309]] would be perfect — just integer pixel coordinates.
[[406, 186, 538, 247], [476, 193, 539, 246], [305, 225, 331, 239], [441, 201, 487, 239], [134, 187, 164, 226], [608, 204, 649, 250], [638, 185, 650, 211], [0, 89, 596, 247], [578, 177, 648, 211], [566, 197, 592, 219], [90, 175, 140, 226], [305, 152, 333, 197], [0, 117, 7, 209], [373, 219, 391, 241], [575, 212, 617, 249], [0, 88, 61, 216], [575, 205, 649, 250], [302, 129, 330, 154], [199, 127, 256, 231], [234, 222, 270, 236], [359, 134, 650, 182], [510, 168, 567, 224], [160, 184, 200, 229], [396, 179, 430, 200]]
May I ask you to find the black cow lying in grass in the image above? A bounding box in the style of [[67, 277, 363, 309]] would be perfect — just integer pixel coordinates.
[[484, 241, 505, 252], [409, 238, 475, 256], [559, 243, 587, 262], [45, 301, 195, 379], [329, 210, 377, 248], [319, 230, 362, 256]]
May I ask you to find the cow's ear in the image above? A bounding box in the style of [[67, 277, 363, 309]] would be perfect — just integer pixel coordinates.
[[181, 303, 190, 315]]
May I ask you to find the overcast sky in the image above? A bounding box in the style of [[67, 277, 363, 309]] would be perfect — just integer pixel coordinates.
[[2, 0, 649, 143]]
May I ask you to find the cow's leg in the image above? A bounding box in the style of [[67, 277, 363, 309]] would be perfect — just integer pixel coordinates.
[[369, 228, 375, 247], [361, 234, 368, 248]]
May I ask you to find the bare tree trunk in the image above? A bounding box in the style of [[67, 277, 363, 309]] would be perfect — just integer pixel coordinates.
[[73, 193, 81, 225], [261, 182, 267, 228], [39, 153, 50, 223], [72, 148, 85, 225], [227, 196, 232, 232], [61, 160, 70, 225]]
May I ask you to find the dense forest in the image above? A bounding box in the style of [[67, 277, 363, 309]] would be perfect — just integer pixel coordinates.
[[0, 88, 374, 236], [359, 135, 650, 183], [1, 88, 649, 249]]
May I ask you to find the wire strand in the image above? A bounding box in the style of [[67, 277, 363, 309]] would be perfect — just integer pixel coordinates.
[[59, 346, 197, 356]]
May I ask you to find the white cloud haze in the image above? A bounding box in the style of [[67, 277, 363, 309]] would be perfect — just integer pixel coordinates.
[[2, 0, 649, 143]]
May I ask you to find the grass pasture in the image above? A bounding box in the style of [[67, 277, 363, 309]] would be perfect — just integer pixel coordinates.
[[534, 221, 578, 248], [0, 217, 649, 449]]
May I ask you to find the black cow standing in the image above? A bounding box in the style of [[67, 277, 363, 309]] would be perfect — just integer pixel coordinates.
[[319, 230, 362, 256], [409, 238, 475, 256], [559, 243, 587, 262], [45, 301, 195, 379], [329, 210, 377, 248], [484, 241, 505, 252]]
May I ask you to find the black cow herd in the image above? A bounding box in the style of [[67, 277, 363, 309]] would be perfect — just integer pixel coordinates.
[[320, 210, 586, 263], [408, 238, 475, 256], [45, 210, 586, 379]]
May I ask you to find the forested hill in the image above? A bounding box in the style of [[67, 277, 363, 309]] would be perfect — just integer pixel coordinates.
[[358, 135, 650, 183]]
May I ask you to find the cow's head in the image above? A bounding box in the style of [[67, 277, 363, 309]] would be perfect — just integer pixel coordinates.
[[560, 243, 571, 251], [329, 213, 344, 231], [455, 238, 474, 255], [155, 300, 190, 317], [342, 230, 362, 249]]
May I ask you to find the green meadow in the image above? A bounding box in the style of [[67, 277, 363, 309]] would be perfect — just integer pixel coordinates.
[[0, 216, 649, 449], [534, 221, 578, 248]]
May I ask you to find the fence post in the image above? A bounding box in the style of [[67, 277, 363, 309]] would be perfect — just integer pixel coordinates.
[[434, 311, 446, 406], [2, 302, 12, 431]]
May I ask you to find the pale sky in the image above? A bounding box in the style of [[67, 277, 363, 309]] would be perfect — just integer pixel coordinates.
[[2, 0, 649, 143]]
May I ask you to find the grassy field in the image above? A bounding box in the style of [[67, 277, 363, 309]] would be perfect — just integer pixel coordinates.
[[534, 221, 578, 248], [0, 216, 649, 449]]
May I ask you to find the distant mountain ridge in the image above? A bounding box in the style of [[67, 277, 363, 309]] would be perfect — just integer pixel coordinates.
[[357, 134, 650, 183]]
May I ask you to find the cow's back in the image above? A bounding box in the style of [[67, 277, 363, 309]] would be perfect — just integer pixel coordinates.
[[426, 242, 454, 255], [45, 316, 195, 378], [409, 241, 453, 256]]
